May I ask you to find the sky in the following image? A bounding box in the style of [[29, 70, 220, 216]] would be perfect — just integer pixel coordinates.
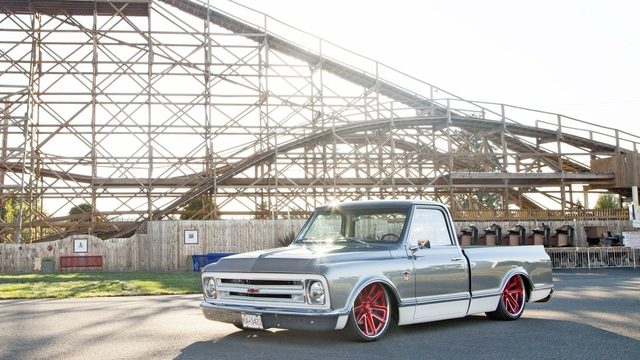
[[232, 0, 640, 138]]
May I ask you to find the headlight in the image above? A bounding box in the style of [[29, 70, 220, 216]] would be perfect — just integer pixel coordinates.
[[307, 281, 325, 305], [204, 277, 216, 299]]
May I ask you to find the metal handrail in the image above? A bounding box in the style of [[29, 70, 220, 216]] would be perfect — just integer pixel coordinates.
[[181, 0, 639, 151], [546, 247, 639, 269]]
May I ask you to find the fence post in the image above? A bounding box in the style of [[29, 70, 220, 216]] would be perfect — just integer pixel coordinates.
[[587, 247, 591, 269]]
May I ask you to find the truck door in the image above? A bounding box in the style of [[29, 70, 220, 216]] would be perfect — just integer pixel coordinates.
[[405, 206, 470, 322]]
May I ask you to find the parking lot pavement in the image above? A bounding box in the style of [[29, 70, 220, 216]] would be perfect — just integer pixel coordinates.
[[1, 268, 639, 360]]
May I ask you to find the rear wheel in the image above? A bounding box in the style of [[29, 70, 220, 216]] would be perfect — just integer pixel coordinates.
[[345, 282, 392, 341], [486, 275, 526, 320]]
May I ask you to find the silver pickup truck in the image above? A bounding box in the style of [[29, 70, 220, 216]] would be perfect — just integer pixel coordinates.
[[200, 200, 554, 341]]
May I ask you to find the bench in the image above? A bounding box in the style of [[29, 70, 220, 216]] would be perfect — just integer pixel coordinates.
[[60, 256, 103, 272]]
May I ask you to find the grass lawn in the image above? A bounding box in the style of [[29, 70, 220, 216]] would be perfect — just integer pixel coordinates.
[[0, 272, 202, 299]]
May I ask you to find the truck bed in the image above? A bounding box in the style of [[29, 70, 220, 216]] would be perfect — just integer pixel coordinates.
[[462, 245, 554, 301]]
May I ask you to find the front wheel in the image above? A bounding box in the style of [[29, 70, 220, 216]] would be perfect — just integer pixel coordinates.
[[486, 275, 526, 320], [345, 282, 392, 341]]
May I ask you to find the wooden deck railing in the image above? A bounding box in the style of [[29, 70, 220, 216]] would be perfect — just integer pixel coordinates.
[[452, 208, 629, 221]]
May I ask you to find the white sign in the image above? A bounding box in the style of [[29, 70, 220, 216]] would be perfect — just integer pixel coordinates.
[[241, 314, 264, 329], [74, 238, 88, 253], [184, 229, 198, 244], [622, 231, 640, 248]]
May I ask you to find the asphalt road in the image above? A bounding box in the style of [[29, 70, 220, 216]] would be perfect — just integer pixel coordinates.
[[1, 268, 639, 360]]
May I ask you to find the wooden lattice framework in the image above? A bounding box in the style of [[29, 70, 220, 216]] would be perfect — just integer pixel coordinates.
[[0, 0, 637, 242]]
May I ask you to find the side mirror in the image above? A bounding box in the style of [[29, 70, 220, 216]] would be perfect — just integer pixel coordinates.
[[418, 239, 431, 249], [409, 240, 431, 258]]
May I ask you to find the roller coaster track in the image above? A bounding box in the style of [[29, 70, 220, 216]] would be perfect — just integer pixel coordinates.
[[159, 0, 446, 113], [146, 115, 619, 222], [0, 0, 637, 241]]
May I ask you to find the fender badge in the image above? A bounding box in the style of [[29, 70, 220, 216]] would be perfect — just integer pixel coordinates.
[[247, 288, 260, 294], [402, 271, 411, 281]]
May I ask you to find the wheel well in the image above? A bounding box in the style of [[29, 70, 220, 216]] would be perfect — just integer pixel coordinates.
[[518, 274, 533, 302], [379, 282, 399, 323]]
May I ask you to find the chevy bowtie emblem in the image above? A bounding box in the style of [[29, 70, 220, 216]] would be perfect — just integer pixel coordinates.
[[402, 271, 411, 281], [247, 288, 260, 294]]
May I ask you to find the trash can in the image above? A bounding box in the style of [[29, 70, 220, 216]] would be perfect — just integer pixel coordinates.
[[206, 252, 235, 264], [507, 224, 526, 246], [38, 258, 55, 273], [459, 225, 478, 246], [192, 253, 236, 272], [554, 225, 574, 247], [584, 226, 607, 246], [191, 255, 209, 272], [531, 223, 550, 246], [481, 224, 501, 246]]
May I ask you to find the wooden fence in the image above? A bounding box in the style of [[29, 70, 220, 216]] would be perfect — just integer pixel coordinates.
[[0, 218, 634, 273], [0, 219, 304, 273]]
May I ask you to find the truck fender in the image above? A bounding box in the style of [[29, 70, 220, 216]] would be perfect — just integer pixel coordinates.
[[499, 267, 533, 302], [343, 275, 400, 315]]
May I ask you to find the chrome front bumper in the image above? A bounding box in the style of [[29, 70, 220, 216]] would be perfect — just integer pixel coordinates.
[[200, 301, 349, 331]]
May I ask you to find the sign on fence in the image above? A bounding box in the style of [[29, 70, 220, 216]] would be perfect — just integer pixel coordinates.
[[630, 204, 640, 228], [623, 231, 640, 248]]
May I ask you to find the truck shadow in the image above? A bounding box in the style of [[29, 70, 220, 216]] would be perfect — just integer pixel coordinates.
[[174, 316, 640, 360]]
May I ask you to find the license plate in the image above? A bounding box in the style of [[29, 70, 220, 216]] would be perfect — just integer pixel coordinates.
[[241, 313, 263, 330]]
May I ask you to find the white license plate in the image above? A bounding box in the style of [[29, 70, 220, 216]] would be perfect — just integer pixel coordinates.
[[241, 313, 263, 330]]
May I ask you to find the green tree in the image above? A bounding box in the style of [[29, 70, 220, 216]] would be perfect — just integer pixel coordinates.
[[255, 201, 272, 219], [456, 190, 502, 210], [68, 203, 93, 221], [0, 197, 17, 223], [574, 199, 584, 209], [595, 193, 619, 209], [1, 197, 36, 223], [1, 197, 50, 243], [180, 197, 218, 220], [68, 202, 110, 223]]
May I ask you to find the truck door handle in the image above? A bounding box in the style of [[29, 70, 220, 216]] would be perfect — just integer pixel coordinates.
[[451, 257, 462, 262]]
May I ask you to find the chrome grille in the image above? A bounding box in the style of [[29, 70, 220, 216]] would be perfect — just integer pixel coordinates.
[[218, 277, 305, 303], [203, 272, 330, 309]]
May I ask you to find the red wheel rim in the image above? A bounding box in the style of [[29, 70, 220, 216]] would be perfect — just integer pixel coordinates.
[[353, 283, 389, 337], [502, 275, 525, 316]]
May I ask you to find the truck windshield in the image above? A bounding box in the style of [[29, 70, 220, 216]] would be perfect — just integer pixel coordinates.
[[296, 206, 409, 244]]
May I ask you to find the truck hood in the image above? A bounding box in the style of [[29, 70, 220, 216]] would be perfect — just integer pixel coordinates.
[[203, 243, 394, 273]]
